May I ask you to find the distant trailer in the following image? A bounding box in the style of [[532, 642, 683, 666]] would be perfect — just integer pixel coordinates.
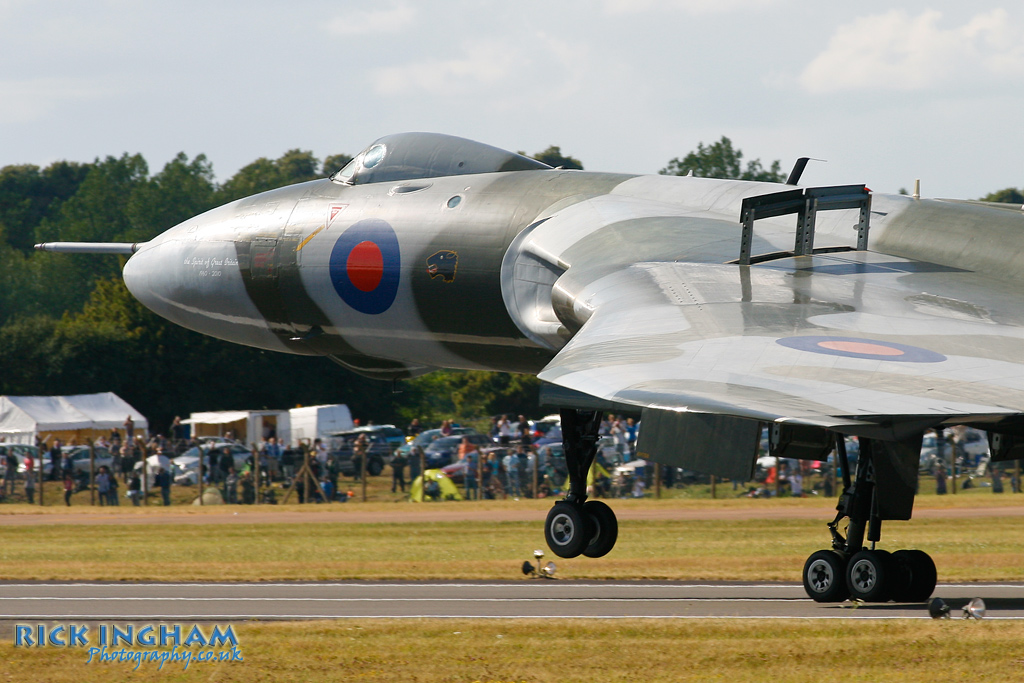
[[184, 409, 289, 448], [288, 404, 354, 448]]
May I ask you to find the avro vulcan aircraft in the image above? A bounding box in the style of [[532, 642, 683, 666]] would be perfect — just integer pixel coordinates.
[[39, 133, 1024, 603]]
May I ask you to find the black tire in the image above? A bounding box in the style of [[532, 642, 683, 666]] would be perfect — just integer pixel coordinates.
[[802, 549, 850, 603], [367, 459, 383, 477], [892, 549, 937, 602], [846, 549, 895, 602], [582, 500, 618, 558], [545, 502, 591, 558]]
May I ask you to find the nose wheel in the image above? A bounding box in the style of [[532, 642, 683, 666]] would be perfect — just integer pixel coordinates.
[[543, 409, 620, 560], [544, 500, 619, 559], [545, 503, 591, 558]]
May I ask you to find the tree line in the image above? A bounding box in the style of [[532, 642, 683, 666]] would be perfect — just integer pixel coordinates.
[[0, 139, 1016, 434]]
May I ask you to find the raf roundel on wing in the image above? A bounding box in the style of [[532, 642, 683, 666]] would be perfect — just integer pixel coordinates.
[[329, 219, 401, 315], [776, 336, 947, 363]]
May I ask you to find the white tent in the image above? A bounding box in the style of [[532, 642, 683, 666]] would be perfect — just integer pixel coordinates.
[[0, 392, 149, 445]]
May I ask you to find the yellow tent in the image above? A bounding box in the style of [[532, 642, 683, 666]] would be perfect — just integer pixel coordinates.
[[563, 461, 612, 490], [410, 469, 463, 502]]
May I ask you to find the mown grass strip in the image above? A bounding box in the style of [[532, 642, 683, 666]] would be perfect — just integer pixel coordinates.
[[3, 619, 1024, 682], [1, 515, 1023, 581]]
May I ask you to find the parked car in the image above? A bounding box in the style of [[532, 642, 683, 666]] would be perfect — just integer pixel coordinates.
[[3, 444, 39, 473], [394, 427, 477, 461], [182, 442, 251, 471], [133, 453, 173, 490], [535, 443, 568, 479], [531, 415, 562, 440], [25, 445, 115, 477], [424, 434, 494, 468], [327, 431, 392, 477], [920, 427, 990, 474], [171, 454, 201, 485], [349, 425, 406, 451]]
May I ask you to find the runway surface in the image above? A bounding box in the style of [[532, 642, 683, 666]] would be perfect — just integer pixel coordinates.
[[2, 581, 1023, 620], [4, 504, 1024, 525]]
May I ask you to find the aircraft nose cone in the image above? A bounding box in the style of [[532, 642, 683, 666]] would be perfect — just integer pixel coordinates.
[[122, 235, 286, 352]]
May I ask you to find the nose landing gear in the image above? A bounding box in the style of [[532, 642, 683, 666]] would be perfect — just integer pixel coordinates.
[[543, 410, 619, 559]]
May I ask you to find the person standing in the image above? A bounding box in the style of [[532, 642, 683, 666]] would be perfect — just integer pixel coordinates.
[[390, 449, 406, 493], [351, 434, 368, 481], [62, 470, 74, 506], [218, 447, 233, 484], [936, 464, 948, 495], [516, 416, 531, 446], [497, 416, 512, 446], [155, 467, 172, 506], [128, 472, 142, 506], [96, 466, 111, 507], [3, 447, 17, 497], [408, 445, 423, 482], [124, 415, 135, 444], [224, 468, 239, 504], [281, 446, 296, 483], [48, 440, 62, 481], [24, 465, 35, 504], [107, 470, 120, 506], [502, 449, 520, 498], [458, 437, 478, 500]]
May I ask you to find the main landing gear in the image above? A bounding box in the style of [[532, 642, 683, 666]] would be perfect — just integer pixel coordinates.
[[544, 409, 619, 559], [802, 436, 936, 603]]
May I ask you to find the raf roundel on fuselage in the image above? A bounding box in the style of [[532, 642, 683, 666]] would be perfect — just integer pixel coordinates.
[[329, 219, 401, 315]]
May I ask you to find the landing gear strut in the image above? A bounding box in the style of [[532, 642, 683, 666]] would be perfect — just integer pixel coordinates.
[[802, 436, 936, 603], [544, 409, 618, 559]]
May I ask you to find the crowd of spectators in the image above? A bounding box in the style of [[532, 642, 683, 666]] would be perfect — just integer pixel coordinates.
[[3, 414, 1012, 506]]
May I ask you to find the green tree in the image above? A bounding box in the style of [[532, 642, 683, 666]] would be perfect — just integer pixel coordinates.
[[981, 188, 1024, 204], [124, 153, 217, 241], [396, 370, 541, 428], [660, 136, 785, 182], [217, 149, 321, 204], [322, 153, 353, 177], [0, 161, 91, 252], [528, 146, 584, 170]]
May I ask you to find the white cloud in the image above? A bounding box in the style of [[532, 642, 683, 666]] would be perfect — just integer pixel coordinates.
[[0, 78, 112, 125], [800, 9, 1024, 93], [370, 42, 520, 96], [603, 0, 778, 15], [325, 3, 416, 36]]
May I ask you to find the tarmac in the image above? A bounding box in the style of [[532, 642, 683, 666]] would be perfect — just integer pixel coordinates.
[[1, 581, 1022, 621], [4, 503, 1024, 525]]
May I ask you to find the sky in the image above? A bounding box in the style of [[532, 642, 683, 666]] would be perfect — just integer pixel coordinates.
[[2, 1, 1023, 199]]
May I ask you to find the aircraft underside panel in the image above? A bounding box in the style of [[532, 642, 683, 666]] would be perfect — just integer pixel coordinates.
[[634, 408, 761, 482]]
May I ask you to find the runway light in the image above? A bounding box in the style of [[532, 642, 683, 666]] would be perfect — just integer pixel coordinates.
[[963, 598, 986, 620], [928, 598, 951, 619], [521, 551, 558, 579]]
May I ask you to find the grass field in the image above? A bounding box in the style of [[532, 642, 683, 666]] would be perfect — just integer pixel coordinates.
[[3, 492, 1024, 682], [1, 494, 1024, 581], [4, 619, 1024, 682]]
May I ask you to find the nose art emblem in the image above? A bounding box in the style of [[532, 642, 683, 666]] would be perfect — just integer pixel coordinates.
[[329, 219, 401, 314]]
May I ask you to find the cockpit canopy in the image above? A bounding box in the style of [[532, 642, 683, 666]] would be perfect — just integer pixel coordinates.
[[330, 132, 551, 186]]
